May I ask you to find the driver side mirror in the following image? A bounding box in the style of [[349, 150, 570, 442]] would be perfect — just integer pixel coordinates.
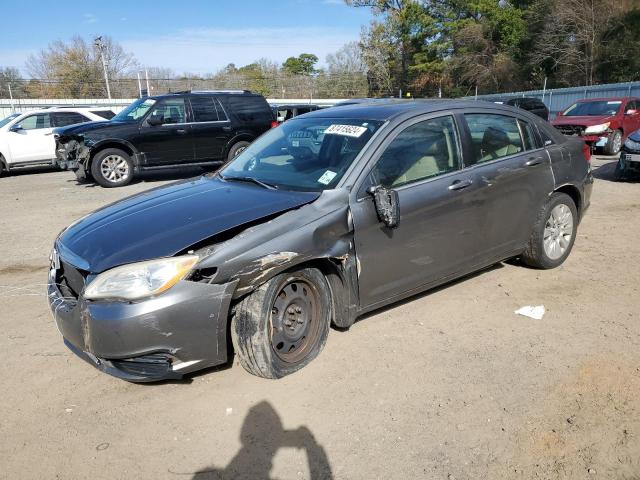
[[9, 124, 23, 132], [368, 185, 400, 229], [147, 114, 164, 126], [625, 109, 638, 116]]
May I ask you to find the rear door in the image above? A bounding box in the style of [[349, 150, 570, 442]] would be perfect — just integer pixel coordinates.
[[7, 113, 55, 164], [136, 97, 194, 165], [351, 113, 483, 308], [461, 112, 555, 258], [189, 96, 233, 162]]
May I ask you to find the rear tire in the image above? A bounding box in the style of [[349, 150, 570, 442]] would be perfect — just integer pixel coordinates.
[[231, 267, 331, 379], [90, 148, 134, 188], [521, 192, 578, 269], [605, 129, 622, 156], [227, 141, 250, 162], [0, 155, 6, 177]]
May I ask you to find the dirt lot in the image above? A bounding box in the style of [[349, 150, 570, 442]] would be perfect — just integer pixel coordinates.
[[1, 157, 639, 480]]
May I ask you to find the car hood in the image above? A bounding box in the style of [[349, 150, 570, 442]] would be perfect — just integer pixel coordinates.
[[54, 120, 134, 137], [552, 115, 614, 126], [628, 129, 640, 141], [57, 176, 320, 273]]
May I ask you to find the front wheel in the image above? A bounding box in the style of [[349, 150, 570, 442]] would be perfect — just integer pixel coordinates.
[[90, 148, 134, 188], [605, 129, 622, 156], [231, 268, 331, 379], [521, 192, 578, 269]]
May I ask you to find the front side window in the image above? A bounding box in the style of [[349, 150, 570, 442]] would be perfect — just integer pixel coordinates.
[[220, 117, 383, 191], [190, 96, 219, 122], [113, 98, 156, 121], [19, 113, 51, 130], [464, 114, 524, 164], [563, 100, 622, 117], [372, 116, 461, 188], [149, 98, 186, 124]]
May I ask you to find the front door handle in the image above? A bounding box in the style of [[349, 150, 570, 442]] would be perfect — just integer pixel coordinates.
[[222, 126, 232, 131], [176, 129, 187, 134], [448, 179, 473, 191], [525, 156, 543, 166]]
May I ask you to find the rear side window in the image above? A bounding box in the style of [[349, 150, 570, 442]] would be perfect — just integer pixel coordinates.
[[519, 120, 538, 150], [19, 113, 51, 130], [373, 115, 461, 188], [52, 112, 90, 127], [223, 96, 272, 123], [464, 114, 524, 165], [214, 99, 228, 121], [190, 96, 219, 122], [90, 110, 115, 120]]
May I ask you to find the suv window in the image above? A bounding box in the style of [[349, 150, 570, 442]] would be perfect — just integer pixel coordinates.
[[190, 96, 219, 122], [90, 110, 115, 120], [149, 98, 186, 124], [19, 113, 51, 130], [224, 96, 272, 123], [52, 112, 90, 127], [215, 99, 228, 121], [373, 116, 461, 188], [464, 114, 524, 164]]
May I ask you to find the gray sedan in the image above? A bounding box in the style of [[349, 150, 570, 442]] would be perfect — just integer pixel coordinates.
[[48, 100, 593, 381]]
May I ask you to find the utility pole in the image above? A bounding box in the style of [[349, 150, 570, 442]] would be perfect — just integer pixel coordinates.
[[145, 69, 150, 97], [8, 83, 14, 112], [137, 72, 142, 98], [94, 36, 111, 99]]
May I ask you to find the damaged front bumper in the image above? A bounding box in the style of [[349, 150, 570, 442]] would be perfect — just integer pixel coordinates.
[[48, 258, 237, 382], [55, 137, 91, 171]]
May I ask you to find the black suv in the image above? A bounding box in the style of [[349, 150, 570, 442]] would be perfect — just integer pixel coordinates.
[[54, 90, 274, 187], [482, 96, 549, 121]]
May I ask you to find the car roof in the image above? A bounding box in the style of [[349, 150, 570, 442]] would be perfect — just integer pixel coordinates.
[[14, 107, 109, 115], [305, 99, 526, 122], [575, 97, 637, 103]]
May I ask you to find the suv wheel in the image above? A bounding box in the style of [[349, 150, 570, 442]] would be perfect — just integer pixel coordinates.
[[90, 148, 134, 188], [0, 155, 5, 176], [227, 141, 250, 162], [231, 267, 331, 379], [521, 192, 578, 269], [605, 129, 622, 156]]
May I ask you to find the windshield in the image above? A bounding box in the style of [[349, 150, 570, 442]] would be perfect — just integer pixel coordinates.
[[0, 113, 20, 128], [563, 100, 622, 116], [112, 98, 156, 121], [220, 117, 384, 191]]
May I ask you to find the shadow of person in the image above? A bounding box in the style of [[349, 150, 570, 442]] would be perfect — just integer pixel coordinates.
[[192, 401, 333, 480]]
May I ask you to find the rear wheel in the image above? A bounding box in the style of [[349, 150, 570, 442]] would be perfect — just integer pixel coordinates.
[[231, 267, 331, 379], [521, 192, 578, 269], [0, 155, 6, 176], [227, 141, 250, 162], [90, 148, 134, 188], [605, 129, 622, 156]]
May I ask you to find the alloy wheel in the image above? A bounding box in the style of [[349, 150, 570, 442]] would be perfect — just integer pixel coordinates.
[[543, 204, 574, 260], [100, 155, 130, 183]]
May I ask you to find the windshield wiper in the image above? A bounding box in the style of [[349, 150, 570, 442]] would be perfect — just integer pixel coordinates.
[[219, 173, 278, 190]]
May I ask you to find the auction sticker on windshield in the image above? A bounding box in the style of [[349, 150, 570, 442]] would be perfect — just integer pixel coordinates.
[[318, 170, 337, 185], [325, 124, 368, 138]]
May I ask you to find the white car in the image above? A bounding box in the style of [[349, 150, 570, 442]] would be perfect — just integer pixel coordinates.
[[0, 107, 114, 175]]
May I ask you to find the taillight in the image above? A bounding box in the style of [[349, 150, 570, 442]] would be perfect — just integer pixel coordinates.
[[271, 121, 279, 128], [582, 142, 591, 163]]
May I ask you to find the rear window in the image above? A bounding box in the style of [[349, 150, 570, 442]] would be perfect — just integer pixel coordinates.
[[90, 110, 115, 120], [223, 95, 272, 124]]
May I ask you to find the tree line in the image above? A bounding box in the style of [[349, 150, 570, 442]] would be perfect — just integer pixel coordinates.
[[1, 0, 639, 100]]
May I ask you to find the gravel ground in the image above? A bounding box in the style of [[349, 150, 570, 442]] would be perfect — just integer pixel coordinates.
[[1, 157, 639, 480]]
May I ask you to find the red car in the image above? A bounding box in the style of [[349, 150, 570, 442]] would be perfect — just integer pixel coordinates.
[[552, 97, 640, 155]]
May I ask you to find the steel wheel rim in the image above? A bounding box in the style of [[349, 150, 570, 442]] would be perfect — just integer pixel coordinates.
[[543, 204, 574, 260], [100, 155, 129, 183], [270, 278, 321, 363]]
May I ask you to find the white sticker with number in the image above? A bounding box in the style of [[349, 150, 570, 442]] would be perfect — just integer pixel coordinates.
[[318, 170, 337, 185], [324, 124, 368, 138]]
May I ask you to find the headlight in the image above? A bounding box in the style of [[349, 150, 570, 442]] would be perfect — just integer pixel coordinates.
[[584, 122, 610, 134], [624, 137, 640, 151], [84, 255, 199, 301]]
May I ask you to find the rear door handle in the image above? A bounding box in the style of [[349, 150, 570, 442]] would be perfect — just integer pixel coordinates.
[[525, 156, 543, 166], [222, 126, 232, 131], [448, 179, 473, 191]]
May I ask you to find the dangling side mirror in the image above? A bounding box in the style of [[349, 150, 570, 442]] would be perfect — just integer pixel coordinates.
[[368, 185, 400, 229]]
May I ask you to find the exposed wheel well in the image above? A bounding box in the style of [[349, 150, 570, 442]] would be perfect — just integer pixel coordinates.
[[554, 184, 582, 216]]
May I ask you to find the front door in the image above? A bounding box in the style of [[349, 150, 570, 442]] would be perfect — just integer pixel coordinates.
[[136, 97, 194, 165], [622, 100, 640, 136], [351, 114, 482, 309], [8, 113, 55, 164]]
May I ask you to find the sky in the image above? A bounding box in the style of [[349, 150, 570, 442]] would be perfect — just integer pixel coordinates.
[[0, 0, 374, 77]]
